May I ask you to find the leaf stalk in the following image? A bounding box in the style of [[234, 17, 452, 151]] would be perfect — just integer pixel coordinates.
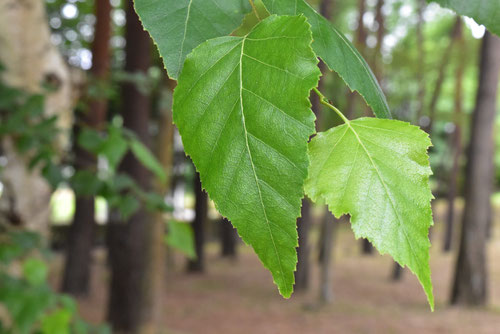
[[313, 87, 350, 124]]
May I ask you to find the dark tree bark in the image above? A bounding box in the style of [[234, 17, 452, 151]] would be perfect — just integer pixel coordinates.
[[295, 200, 311, 290], [62, 0, 112, 296], [415, 0, 426, 123], [443, 21, 465, 252], [345, 0, 367, 119], [107, 1, 160, 332], [425, 17, 462, 134], [295, 0, 336, 292], [318, 211, 338, 304], [451, 31, 500, 306], [187, 172, 207, 272], [391, 263, 404, 281], [220, 218, 238, 258]]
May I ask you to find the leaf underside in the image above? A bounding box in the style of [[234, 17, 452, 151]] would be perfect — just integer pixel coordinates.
[[134, 0, 251, 80], [173, 15, 320, 297], [262, 0, 391, 119], [305, 118, 434, 309], [429, 0, 500, 36]]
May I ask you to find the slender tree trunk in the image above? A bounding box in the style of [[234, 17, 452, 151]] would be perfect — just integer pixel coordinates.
[[345, 0, 367, 119], [425, 17, 462, 134], [443, 22, 465, 252], [62, 0, 112, 296], [295, 0, 336, 291], [415, 0, 426, 123], [187, 172, 207, 272], [451, 31, 500, 306], [107, 1, 160, 332], [220, 218, 238, 258], [318, 211, 338, 304], [295, 200, 311, 290], [372, 0, 385, 81]]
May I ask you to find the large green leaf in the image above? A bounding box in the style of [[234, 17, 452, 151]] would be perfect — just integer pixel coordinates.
[[429, 0, 500, 36], [134, 0, 251, 79], [305, 118, 434, 309], [262, 0, 391, 119], [173, 15, 320, 297]]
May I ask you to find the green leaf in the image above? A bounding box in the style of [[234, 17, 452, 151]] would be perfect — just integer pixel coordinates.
[[71, 170, 103, 197], [134, 0, 252, 79], [233, 0, 271, 36], [305, 118, 434, 309], [98, 126, 128, 172], [129, 139, 167, 183], [22, 259, 48, 287], [41, 309, 72, 334], [165, 221, 196, 260], [262, 0, 391, 119], [173, 15, 320, 297], [428, 0, 500, 36], [77, 128, 104, 154]]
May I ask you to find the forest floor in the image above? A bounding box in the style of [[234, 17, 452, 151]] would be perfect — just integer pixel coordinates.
[[52, 200, 500, 334]]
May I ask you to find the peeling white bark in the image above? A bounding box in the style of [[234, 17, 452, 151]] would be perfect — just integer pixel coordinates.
[[0, 0, 73, 236]]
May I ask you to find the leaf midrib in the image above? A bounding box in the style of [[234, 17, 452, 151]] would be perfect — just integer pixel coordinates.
[[238, 35, 288, 292]]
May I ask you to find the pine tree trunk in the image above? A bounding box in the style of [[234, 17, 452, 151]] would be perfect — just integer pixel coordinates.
[[318, 210, 338, 304], [451, 31, 500, 306], [187, 172, 207, 272], [220, 218, 238, 258], [345, 0, 367, 119], [295, 200, 311, 290], [443, 22, 464, 252], [62, 0, 112, 296], [107, 1, 160, 332], [415, 0, 426, 123], [425, 18, 461, 134]]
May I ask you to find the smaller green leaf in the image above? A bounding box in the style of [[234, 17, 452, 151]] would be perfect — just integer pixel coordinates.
[[71, 170, 103, 197], [165, 221, 196, 260], [129, 139, 167, 183], [306, 117, 434, 309], [233, 0, 271, 36], [77, 128, 104, 154], [41, 309, 72, 334], [98, 126, 128, 171], [22, 259, 48, 286], [114, 194, 140, 220]]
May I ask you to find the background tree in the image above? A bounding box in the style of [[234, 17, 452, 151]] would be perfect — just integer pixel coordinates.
[[451, 31, 500, 306], [107, 0, 163, 332], [62, 0, 112, 296]]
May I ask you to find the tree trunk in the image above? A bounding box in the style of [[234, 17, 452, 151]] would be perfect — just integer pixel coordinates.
[[425, 17, 461, 134], [295, 0, 335, 292], [344, 0, 367, 119], [318, 211, 338, 304], [0, 0, 73, 237], [62, 0, 112, 296], [187, 172, 207, 272], [295, 200, 311, 291], [451, 31, 500, 306], [220, 218, 238, 258], [415, 0, 426, 123], [443, 22, 465, 252], [107, 1, 161, 332]]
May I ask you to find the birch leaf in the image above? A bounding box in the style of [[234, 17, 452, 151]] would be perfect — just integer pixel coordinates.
[[173, 15, 320, 297], [305, 118, 434, 309]]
